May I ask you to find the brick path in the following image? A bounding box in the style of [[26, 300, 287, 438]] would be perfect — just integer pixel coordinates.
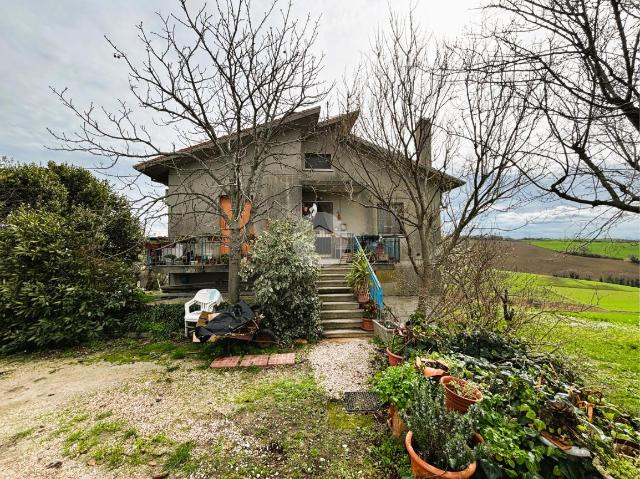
[[210, 352, 295, 369]]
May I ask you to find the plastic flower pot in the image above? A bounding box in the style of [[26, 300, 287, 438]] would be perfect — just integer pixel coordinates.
[[405, 430, 484, 479], [386, 348, 405, 366], [440, 376, 483, 413]]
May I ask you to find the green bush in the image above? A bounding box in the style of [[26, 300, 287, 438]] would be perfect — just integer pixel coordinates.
[[404, 379, 478, 472], [0, 162, 143, 352], [123, 303, 184, 339], [0, 208, 140, 351], [240, 218, 321, 344]]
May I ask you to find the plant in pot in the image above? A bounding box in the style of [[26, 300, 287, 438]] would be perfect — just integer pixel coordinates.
[[371, 362, 420, 439], [440, 376, 483, 414], [386, 334, 407, 366], [164, 253, 176, 265], [346, 249, 370, 305], [404, 379, 483, 479], [362, 300, 378, 331]]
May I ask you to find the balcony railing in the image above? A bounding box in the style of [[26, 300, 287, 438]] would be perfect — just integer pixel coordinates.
[[356, 235, 401, 263], [146, 237, 228, 267]]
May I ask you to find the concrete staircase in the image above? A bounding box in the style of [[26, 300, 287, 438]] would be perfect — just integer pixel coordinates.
[[318, 264, 372, 339]]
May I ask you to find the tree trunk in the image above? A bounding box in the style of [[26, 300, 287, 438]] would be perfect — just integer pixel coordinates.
[[227, 226, 242, 303]]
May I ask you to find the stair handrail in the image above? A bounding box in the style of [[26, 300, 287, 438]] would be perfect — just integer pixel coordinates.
[[353, 236, 384, 315]]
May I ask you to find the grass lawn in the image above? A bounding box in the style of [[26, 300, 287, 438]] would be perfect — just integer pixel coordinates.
[[527, 239, 639, 260], [509, 272, 640, 414]]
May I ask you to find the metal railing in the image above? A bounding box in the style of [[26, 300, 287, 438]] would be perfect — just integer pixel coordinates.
[[356, 235, 401, 263], [353, 235, 384, 313], [146, 237, 227, 267]]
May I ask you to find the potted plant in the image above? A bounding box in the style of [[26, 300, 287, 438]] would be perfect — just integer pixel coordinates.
[[164, 253, 176, 265], [362, 300, 377, 331], [346, 249, 370, 305], [404, 380, 483, 479], [386, 334, 407, 366], [370, 362, 419, 438], [440, 376, 483, 413]]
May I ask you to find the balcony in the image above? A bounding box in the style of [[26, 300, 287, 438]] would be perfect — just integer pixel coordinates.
[[146, 236, 233, 273]]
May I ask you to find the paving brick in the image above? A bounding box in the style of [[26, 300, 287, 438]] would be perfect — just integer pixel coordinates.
[[239, 354, 270, 367], [210, 356, 241, 368], [267, 353, 296, 366]]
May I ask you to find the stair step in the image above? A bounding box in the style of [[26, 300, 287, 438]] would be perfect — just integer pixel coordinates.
[[316, 280, 348, 288], [320, 301, 359, 311], [318, 286, 351, 294], [321, 318, 362, 329], [320, 309, 363, 319], [319, 293, 354, 302], [318, 273, 347, 279], [322, 328, 373, 339]]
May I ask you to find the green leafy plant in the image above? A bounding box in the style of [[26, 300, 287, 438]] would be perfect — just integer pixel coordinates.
[[387, 334, 406, 355], [370, 362, 420, 411], [404, 379, 479, 472], [123, 303, 184, 339], [363, 300, 379, 319], [240, 218, 321, 345], [0, 208, 141, 352], [345, 249, 370, 293], [0, 162, 143, 352]]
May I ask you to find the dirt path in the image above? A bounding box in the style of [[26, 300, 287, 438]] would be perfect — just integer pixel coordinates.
[[0, 358, 161, 479]]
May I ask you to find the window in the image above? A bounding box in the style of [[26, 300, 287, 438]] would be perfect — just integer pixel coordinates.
[[304, 153, 332, 170], [377, 203, 403, 234]]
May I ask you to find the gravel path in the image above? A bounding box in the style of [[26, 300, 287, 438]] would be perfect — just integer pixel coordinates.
[[307, 339, 375, 399]]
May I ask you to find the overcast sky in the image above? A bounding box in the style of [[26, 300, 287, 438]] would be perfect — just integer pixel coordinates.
[[1, 0, 638, 239]]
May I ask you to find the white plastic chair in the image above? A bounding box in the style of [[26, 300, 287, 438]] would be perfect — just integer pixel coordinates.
[[184, 289, 223, 337]]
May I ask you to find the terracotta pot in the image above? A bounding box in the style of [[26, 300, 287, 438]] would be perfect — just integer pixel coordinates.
[[357, 291, 369, 304], [423, 366, 447, 381], [386, 348, 405, 366], [440, 376, 483, 413], [405, 430, 484, 479], [361, 318, 374, 331], [388, 404, 407, 438]]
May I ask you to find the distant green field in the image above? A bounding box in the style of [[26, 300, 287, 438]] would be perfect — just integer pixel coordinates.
[[509, 272, 640, 413], [527, 239, 639, 260]]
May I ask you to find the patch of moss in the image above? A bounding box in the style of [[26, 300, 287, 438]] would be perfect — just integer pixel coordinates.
[[235, 375, 318, 406], [12, 427, 35, 441], [326, 402, 374, 430], [91, 444, 125, 468]]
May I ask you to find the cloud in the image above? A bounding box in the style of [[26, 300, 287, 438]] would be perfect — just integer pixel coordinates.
[[1, 1, 636, 239]]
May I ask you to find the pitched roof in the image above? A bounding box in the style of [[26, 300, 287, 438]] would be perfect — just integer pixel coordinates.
[[134, 106, 463, 191], [133, 106, 322, 184]]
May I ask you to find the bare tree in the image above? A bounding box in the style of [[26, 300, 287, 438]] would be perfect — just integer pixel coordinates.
[[48, 0, 327, 301], [335, 14, 534, 308], [487, 0, 640, 214]]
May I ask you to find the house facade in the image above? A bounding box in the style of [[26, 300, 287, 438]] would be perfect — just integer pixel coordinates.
[[135, 107, 462, 292]]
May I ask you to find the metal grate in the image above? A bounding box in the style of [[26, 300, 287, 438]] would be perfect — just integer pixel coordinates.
[[343, 391, 382, 413]]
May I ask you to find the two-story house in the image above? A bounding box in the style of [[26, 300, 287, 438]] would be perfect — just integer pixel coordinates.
[[135, 106, 462, 293]]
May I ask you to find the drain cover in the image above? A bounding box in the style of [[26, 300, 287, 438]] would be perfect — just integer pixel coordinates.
[[343, 391, 381, 412]]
